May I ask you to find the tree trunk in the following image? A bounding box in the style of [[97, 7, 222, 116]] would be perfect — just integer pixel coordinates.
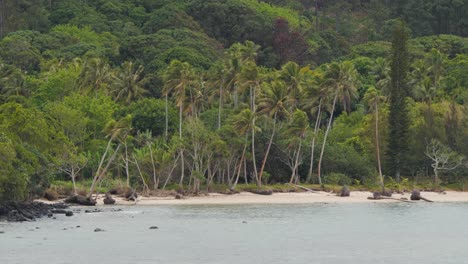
[[375, 101, 384, 193], [317, 94, 337, 187], [88, 144, 121, 198], [258, 112, 277, 186], [250, 85, 259, 186], [124, 143, 130, 187], [71, 167, 77, 195], [218, 83, 223, 130], [307, 99, 322, 183], [165, 95, 168, 140], [134, 155, 150, 195], [232, 141, 247, 190], [148, 143, 158, 190], [290, 138, 303, 184]]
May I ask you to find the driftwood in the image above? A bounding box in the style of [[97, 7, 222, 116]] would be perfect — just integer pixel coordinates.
[[249, 189, 273, 195], [410, 190, 434, 202], [65, 195, 97, 206], [287, 183, 322, 194]]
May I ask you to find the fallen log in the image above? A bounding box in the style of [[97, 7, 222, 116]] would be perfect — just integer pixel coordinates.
[[287, 183, 322, 194], [248, 189, 273, 195], [65, 195, 97, 206]]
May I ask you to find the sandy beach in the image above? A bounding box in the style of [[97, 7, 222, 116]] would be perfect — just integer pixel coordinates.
[[74, 191, 468, 206]]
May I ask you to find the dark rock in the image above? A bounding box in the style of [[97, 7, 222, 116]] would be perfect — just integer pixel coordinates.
[[175, 194, 183, 199], [339, 186, 350, 197], [382, 189, 393, 197], [0, 202, 69, 222], [94, 228, 105, 232], [76, 226, 80, 228], [410, 190, 421, 200], [47, 213, 53, 218], [65, 211, 73, 217], [0, 231, 4, 234], [125, 189, 138, 201], [373, 192, 382, 199], [149, 226, 158, 229], [242, 221, 247, 224], [103, 193, 116, 205], [52, 217, 56, 219], [51, 209, 67, 214], [35, 227, 40, 229]]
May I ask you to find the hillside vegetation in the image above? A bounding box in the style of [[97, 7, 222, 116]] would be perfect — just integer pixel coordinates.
[[0, 0, 466, 202]]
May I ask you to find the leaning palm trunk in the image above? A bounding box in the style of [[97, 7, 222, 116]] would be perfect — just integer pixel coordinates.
[[375, 101, 384, 193], [231, 138, 248, 190], [88, 143, 121, 198], [307, 99, 322, 183], [148, 143, 158, 190], [289, 139, 303, 184], [258, 112, 277, 186], [250, 85, 259, 186], [133, 155, 150, 196], [317, 94, 337, 187]]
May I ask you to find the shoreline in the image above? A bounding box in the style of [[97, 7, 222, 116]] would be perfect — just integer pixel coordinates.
[[38, 191, 468, 206]]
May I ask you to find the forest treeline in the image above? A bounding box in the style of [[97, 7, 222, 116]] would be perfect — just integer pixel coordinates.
[[0, 0, 466, 203]]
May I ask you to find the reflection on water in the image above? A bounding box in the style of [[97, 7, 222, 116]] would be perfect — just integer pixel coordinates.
[[1, 203, 468, 264]]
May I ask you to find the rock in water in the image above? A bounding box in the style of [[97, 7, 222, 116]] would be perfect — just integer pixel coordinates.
[[149, 226, 158, 230], [103, 193, 116, 205], [65, 195, 97, 206], [65, 211, 73, 217], [94, 228, 105, 232], [339, 186, 350, 197], [410, 190, 421, 200]]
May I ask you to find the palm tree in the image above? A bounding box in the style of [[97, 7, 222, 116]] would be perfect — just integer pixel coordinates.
[[232, 109, 261, 186], [363, 86, 386, 193], [163, 60, 195, 139], [88, 115, 132, 198], [287, 109, 309, 184], [112, 61, 147, 104], [76, 57, 113, 96], [257, 80, 290, 185], [163, 60, 195, 187], [317, 61, 359, 186], [371, 57, 391, 95], [279, 62, 310, 108]]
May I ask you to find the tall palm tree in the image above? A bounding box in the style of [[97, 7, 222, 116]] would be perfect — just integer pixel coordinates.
[[112, 61, 147, 104], [287, 109, 309, 184], [163, 60, 195, 139], [363, 86, 386, 193], [371, 57, 391, 95], [232, 109, 261, 186], [257, 80, 290, 186], [317, 61, 359, 186]]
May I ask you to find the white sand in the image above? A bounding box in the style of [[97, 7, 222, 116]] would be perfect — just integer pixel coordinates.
[[87, 191, 468, 206]]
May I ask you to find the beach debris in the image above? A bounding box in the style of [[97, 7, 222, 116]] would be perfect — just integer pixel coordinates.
[[249, 189, 273, 195], [103, 192, 116, 205], [125, 189, 138, 201], [65, 195, 97, 206], [339, 186, 350, 197], [410, 190, 433, 202], [149, 226, 159, 229]]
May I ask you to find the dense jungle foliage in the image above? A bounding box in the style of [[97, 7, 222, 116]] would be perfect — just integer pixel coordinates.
[[0, 0, 466, 202]]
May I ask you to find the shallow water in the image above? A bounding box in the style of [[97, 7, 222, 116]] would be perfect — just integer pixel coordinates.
[[1, 202, 468, 264]]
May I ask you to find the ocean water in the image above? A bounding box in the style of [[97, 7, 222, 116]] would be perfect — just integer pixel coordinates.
[[1, 202, 468, 264]]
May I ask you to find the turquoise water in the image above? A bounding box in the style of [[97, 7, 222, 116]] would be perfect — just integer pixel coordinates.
[[1, 203, 468, 264]]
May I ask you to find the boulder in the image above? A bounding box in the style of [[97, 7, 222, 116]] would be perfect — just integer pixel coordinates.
[[103, 193, 116, 205], [339, 186, 350, 197]]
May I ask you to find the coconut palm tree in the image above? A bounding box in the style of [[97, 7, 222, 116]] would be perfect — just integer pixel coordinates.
[[112, 61, 147, 104], [287, 109, 309, 184], [317, 61, 359, 186], [363, 86, 386, 193], [232, 108, 261, 186], [279, 62, 310, 108], [76, 57, 113, 96], [257, 80, 290, 186]]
